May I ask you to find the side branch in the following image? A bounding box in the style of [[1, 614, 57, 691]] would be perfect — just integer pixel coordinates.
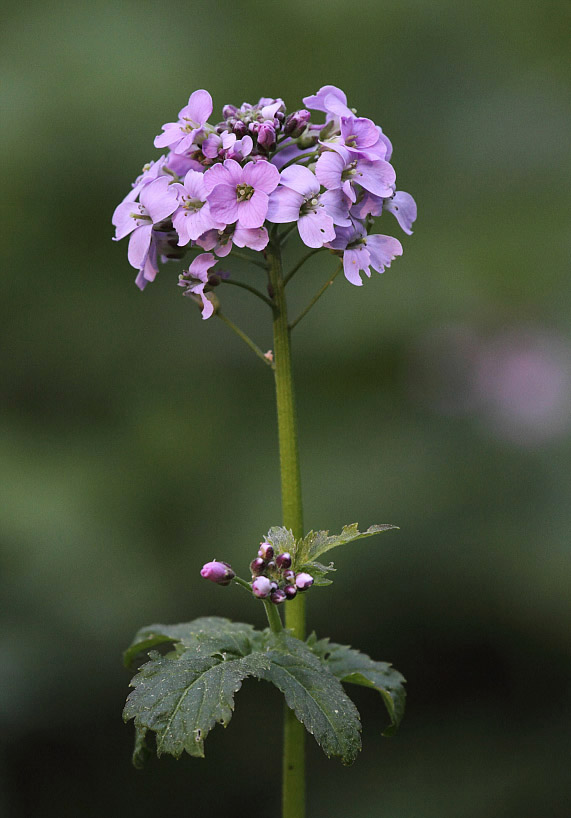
[[216, 311, 275, 369], [289, 263, 343, 330]]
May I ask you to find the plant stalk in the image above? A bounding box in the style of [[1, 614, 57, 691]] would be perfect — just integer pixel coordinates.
[[267, 239, 306, 818]]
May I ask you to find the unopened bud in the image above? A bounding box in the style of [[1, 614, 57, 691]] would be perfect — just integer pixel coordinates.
[[257, 122, 276, 150], [252, 576, 272, 598], [258, 543, 274, 561], [200, 560, 235, 586], [266, 560, 276, 573], [297, 131, 319, 149], [270, 589, 287, 604], [269, 580, 279, 592], [283, 569, 295, 583], [232, 121, 248, 138], [284, 109, 311, 138], [283, 584, 297, 600], [295, 572, 314, 591], [250, 557, 265, 576], [276, 552, 292, 570], [222, 104, 238, 119]]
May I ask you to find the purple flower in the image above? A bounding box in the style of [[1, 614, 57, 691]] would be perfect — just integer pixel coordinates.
[[122, 156, 168, 204], [134, 224, 183, 291], [327, 223, 403, 286], [316, 147, 395, 202], [303, 85, 353, 120], [267, 165, 337, 248], [204, 159, 279, 229], [171, 170, 223, 245], [154, 89, 213, 154], [200, 560, 235, 585], [197, 223, 269, 257], [166, 150, 203, 177], [383, 191, 417, 235], [252, 576, 272, 598], [270, 589, 287, 604], [112, 176, 179, 271], [177, 252, 219, 319]]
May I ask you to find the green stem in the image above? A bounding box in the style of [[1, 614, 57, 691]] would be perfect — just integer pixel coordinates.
[[229, 250, 268, 269], [289, 263, 342, 330], [219, 278, 274, 308], [216, 311, 275, 369], [263, 599, 284, 634], [266, 239, 306, 818], [284, 248, 321, 286]]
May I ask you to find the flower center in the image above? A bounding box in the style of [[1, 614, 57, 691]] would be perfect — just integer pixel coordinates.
[[341, 161, 358, 182], [183, 197, 204, 213], [300, 195, 320, 217], [236, 183, 254, 202]]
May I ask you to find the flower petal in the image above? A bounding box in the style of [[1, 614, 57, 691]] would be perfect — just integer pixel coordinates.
[[354, 158, 396, 198], [185, 89, 213, 125], [297, 210, 336, 248], [321, 188, 352, 226], [279, 164, 319, 197], [315, 151, 345, 190], [266, 187, 303, 223], [140, 177, 179, 223], [383, 191, 417, 235], [236, 189, 268, 229], [207, 183, 239, 224], [343, 246, 371, 286], [233, 226, 269, 251], [365, 234, 403, 272], [127, 224, 153, 269], [243, 160, 280, 194]]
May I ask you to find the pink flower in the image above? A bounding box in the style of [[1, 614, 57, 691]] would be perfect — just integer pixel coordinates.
[[154, 89, 213, 155], [204, 159, 279, 229]]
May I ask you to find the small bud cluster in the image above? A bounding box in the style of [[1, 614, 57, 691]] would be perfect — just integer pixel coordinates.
[[250, 542, 313, 605]]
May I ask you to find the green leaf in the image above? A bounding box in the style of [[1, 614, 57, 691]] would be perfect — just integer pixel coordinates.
[[264, 525, 296, 555], [295, 523, 398, 566], [297, 560, 336, 586], [124, 616, 258, 669], [308, 637, 406, 736], [123, 648, 270, 760], [261, 634, 362, 765]]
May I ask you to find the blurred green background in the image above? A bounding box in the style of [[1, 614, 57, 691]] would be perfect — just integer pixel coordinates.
[[2, 1, 570, 815]]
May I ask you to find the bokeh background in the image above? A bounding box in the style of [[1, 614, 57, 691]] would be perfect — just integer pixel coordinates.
[[2, 1, 570, 815]]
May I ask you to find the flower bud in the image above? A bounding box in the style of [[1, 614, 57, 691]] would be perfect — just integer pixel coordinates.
[[266, 560, 276, 573], [297, 130, 319, 149], [222, 104, 238, 119], [232, 120, 248, 138], [270, 589, 287, 605], [252, 576, 272, 598], [250, 557, 265, 576], [295, 572, 314, 591], [284, 109, 311, 138], [269, 580, 279, 592], [275, 552, 292, 570], [248, 121, 260, 135], [283, 569, 295, 583], [258, 543, 274, 561], [283, 584, 297, 600], [200, 560, 235, 586], [257, 123, 276, 150]]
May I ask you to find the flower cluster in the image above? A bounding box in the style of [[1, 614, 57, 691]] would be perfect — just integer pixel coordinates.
[[200, 542, 314, 605], [250, 542, 313, 605], [113, 86, 416, 317]]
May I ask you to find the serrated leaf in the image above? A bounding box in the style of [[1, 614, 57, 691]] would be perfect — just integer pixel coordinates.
[[132, 724, 151, 769], [309, 637, 406, 736], [260, 634, 362, 765], [264, 526, 296, 555], [124, 649, 270, 761], [295, 523, 398, 565], [124, 617, 258, 669], [298, 560, 336, 586]]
